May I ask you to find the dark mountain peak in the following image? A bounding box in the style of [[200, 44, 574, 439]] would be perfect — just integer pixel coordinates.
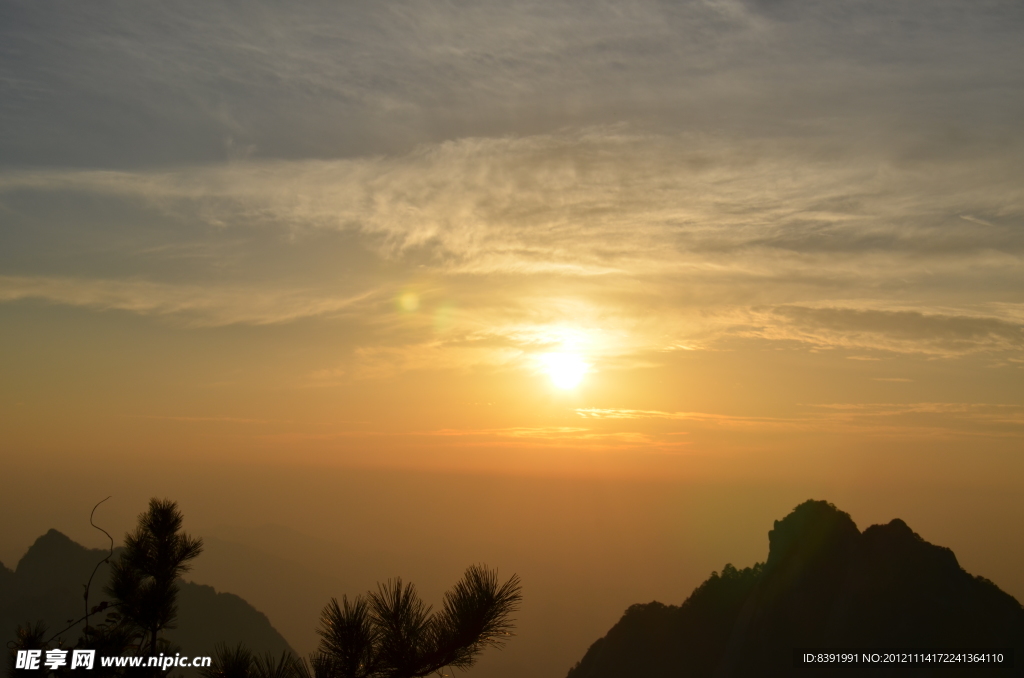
[[880, 516, 913, 534], [864, 517, 933, 542], [2, 530, 293, 657], [862, 517, 920, 544], [19, 529, 77, 563], [14, 529, 110, 590], [859, 518, 961, 574], [567, 500, 1024, 678], [765, 499, 859, 570]]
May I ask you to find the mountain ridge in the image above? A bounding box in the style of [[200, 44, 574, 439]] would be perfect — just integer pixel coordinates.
[[567, 500, 1024, 678], [1, 529, 293, 659]]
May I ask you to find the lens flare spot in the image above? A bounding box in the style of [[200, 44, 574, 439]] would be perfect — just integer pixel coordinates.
[[399, 292, 419, 311]]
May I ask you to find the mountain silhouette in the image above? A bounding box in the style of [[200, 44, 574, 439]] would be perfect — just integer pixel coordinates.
[[566, 500, 1024, 677], [1, 529, 293, 658]]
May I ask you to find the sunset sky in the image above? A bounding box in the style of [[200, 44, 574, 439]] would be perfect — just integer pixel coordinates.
[[2, 2, 1023, 676]]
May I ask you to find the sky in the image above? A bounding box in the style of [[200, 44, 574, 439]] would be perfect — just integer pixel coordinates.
[[1, 1, 1023, 675]]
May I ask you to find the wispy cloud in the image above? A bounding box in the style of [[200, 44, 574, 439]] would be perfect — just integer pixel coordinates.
[[4, 129, 1021, 274], [3, 1, 1021, 166], [2, 0, 1023, 377], [419, 426, 683, 451], [1, 0, 1022, 477], [1, 124, 1022, 365], [748, 305, 1024, 357], [576, 408, 814, 430], [577, 403, 1024, 437], [0, 274, 378, 327]]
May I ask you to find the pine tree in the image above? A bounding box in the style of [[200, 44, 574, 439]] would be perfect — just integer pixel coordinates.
[[311, 565, 522, 678], [105, 498, 204, 662]]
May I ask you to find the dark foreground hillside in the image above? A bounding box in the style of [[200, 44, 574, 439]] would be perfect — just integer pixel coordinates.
[[567, 500, 1024, 677], [0, 529, 292, 658]]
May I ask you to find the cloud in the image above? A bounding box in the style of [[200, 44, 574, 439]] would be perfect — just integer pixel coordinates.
[[3, 0, 1023, 472], [0, 275, 377, 327], [2, 1, 1022, 166], [1, 125, 1022, 367], [577, 403, 1024, 437], [809, 402, 1024, 431], [4, 127, 1021, 266], [418, 426, 681, 451], [1, 116, 1022, 369], [749, 305, 1024, 356], [576, 407, 814, 430]]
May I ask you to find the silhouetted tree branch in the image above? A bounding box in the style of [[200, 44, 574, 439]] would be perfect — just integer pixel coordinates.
[[105, 498, 203, 661], [311, 564, 522, 678], [7, 499, 520, 678], [84, 496, 114, 637]]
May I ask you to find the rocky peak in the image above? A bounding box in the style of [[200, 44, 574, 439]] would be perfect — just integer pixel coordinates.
[[765, 499, 860, 571]]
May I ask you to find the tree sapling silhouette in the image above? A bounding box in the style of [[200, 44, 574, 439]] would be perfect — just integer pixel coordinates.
[[105, 498, 203, 660], [7, 498, 203, 677]]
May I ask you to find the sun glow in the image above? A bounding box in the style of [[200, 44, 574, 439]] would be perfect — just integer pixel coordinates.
[[540, 352, 590, 389]]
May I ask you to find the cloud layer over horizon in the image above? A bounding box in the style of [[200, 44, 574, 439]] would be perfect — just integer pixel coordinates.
[[1, 127, 1021, 368], [1, 0, 1022, 448]]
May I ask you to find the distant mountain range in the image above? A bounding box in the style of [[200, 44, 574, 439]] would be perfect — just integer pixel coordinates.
[[1, 529, 293, 659], [567, 500, 1024, 678]]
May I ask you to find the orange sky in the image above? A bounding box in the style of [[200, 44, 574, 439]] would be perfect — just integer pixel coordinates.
[[1, 2, 1023, 676]]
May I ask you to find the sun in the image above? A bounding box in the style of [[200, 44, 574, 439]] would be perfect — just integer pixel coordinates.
[[540, 352, 590, 389]]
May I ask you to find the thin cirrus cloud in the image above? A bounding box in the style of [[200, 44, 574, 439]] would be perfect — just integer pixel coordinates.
[[747, 305, 1024, 357], [576, 403, 1024, 437], [0, 125, 1022, 365], [418, 426, 675, 451], [1, 1, 1022, 376], [3, 129, 1021, 265], [0, 274, 378, 327], [2, 0, 1022, 166]]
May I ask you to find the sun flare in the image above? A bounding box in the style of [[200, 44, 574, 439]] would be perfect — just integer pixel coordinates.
[[540, 352, 590, 389]]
